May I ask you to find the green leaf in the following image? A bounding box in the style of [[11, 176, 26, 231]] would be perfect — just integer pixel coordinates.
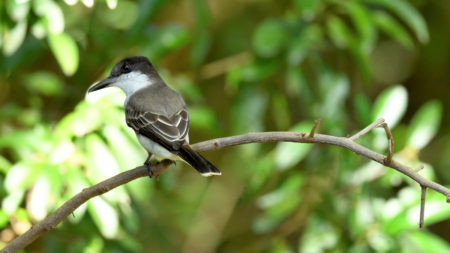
[[26, 173, 52, 220], [0, 210, 8, 228], [48, 32, 79, 76], [4, 163, 33, 192], [0, 156, 12, 174], [275, 121, 314, 170], [102, 125, 146, 170], [24, 71, 63, 96], [33, 0, 64, 34], [372, 85, 408, 128], [85, 134, 121, 182], [6, 0, 30, 21], [374, 11, 414, 49], [287, 24, 322, 65], [231, 88, 268, 134], [406, 100, 442, 149], [98, 0, 138, 30], [353, 93, 372, 126], [402, 231, 450, 253], [272, 92, 291, 130], [2, 191, 24, 215], [344, 1, 376, 53], [143, 24, 190, 61], [364, 0, 429, 43], [244, 155, 275, 198], [326, 15, 353, 49], [106, 0, 118, 9], [190, 31, 211, 66], [295, 0, 321, 19], [252, 19, 287, 57], [2, 20, 27, 56], [189, 106, 220, 133], [88, 197, 119, 239], [254, 174, 304, 233]]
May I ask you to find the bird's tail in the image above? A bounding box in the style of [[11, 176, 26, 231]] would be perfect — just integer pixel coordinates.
[[176, 145, 221, 176]]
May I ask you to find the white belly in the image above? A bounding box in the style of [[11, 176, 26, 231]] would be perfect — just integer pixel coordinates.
[[136, 133, 181, 161]]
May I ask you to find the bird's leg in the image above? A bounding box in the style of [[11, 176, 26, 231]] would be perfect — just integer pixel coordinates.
[[144, 152, 153, 178]]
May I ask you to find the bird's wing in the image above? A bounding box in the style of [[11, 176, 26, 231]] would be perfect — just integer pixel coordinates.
[[126, 105, 189, 151]]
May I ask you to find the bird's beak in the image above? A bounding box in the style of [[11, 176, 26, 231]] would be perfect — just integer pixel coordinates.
[[88, 76, 116, 93]]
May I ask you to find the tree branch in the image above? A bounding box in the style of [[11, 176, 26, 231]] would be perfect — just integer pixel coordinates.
[[2, 120, 450, 252]]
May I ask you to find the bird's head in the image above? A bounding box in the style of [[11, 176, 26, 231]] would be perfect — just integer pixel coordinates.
[[88, 56, 157, 95]]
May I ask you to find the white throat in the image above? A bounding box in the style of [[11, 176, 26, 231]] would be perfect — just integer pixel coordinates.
[[113, 71, 153, 98]]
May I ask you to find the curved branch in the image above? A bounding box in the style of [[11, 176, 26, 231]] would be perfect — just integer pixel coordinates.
[[2, 121, 450, 252]]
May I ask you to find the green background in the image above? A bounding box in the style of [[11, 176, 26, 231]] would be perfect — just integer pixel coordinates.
[[1, 0, 450, 252]]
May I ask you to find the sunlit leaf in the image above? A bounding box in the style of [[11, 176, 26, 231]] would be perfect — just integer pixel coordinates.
[[3, 20, 27, 56], [106, 0, 118, 9], [406, 100, 442, 149], [88, 197, 119, 239], [33, 0, 64, 34], [48, 32, 79, 76], [4, 163, 33, 192], [319, 72, 349, 120], [65, 170, 89, 223], [6, 0, 30, 21], [364, 0, 429, 43], [252, 19, 287, 57], [85, 134, 121, 182], [102, 125, 145, 170], [300, 217, 338, 252], [1, 191, 24, 215], [275, 121, 314, 170], [374, 11, 414, 49], [372, 85, 408, 128], [27, 173, 52, 221]]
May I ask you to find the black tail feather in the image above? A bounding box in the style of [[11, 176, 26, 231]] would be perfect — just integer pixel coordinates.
[[176, 145, 221, 176]]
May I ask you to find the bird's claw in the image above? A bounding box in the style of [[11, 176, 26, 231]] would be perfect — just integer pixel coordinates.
[[144, 161, 153, 178]]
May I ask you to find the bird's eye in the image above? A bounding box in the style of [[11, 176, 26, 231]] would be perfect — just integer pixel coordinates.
[[122, 64, 131, 73]]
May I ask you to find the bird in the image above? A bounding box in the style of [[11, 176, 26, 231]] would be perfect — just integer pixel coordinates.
[[87, 56, 221, 177]]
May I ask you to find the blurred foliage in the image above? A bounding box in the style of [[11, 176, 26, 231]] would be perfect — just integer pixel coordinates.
[[1, 0, 450, 252]]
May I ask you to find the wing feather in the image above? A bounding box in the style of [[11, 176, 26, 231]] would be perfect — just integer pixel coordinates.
[[126, 107, 189, 151]]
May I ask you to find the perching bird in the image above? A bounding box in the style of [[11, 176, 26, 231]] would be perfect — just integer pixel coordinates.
[[87, 56, 221, 177]]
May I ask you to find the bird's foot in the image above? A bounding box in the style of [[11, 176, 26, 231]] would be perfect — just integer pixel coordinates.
[[144, 160, 153, 178]]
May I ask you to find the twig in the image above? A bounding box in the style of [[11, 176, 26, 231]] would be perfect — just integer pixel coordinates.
[[308, 119, 322, 138], [3, 120, 450, 252], [349, 118, 385, 141], [378, 122, 394, 165], [420, 186, 427, 228], [415, 164, 424, 172]]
